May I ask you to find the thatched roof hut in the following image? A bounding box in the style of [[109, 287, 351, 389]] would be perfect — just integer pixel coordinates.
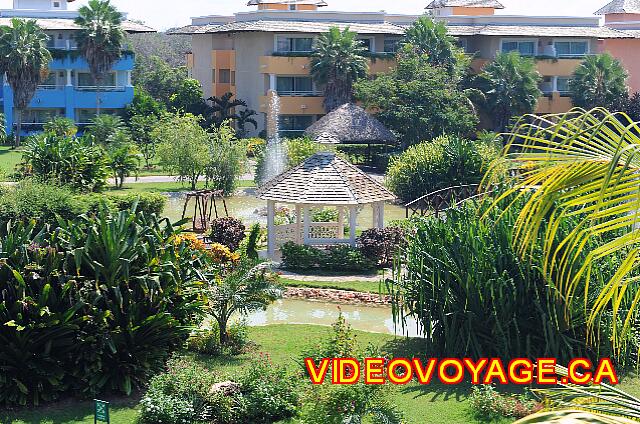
[[304, 104, 396, 145]]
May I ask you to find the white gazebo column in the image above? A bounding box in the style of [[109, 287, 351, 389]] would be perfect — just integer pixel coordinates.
[[375, 201, 385, 229], [349, 206, 358, 247], [295, 204, 303, 244], [303, 205, 311, 244], [267, 200, 276, 257], [337, 206, 345, 239]]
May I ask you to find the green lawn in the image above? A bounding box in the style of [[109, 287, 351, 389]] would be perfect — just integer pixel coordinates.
[[280, 277, 385, 294], [0, 145, 22, 178], [107, 180, 256, 194]]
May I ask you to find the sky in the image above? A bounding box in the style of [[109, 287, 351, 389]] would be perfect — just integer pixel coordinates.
[[0, 0, 611, 30]]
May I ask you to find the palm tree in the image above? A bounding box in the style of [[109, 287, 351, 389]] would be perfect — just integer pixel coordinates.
[[403, 16, 467, 76], [569, 53, 628, 111], [311, 26, 368, 113], [74, 0, 125, 115], [476, 51, 542, 132], [207, 92, 246, 127], [485, 107, 640, 354], [0, 19, 51, 147], [236, 108, 258, 138]]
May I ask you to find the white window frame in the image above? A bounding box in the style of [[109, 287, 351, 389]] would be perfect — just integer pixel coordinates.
[[357, 36, 376, 52], [555, 76, 571, 95], [273, 34, 315, 53], [500, 38, 538, 56], [552, 39, 590, 58], [275, 75, 319, 96]]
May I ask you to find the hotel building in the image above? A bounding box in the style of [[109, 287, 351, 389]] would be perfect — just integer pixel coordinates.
[[1, 0, 154, 134], [174, 0, 638, 137]]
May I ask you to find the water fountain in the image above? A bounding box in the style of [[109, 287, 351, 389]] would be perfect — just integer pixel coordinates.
[[262, 90, 288, 182]]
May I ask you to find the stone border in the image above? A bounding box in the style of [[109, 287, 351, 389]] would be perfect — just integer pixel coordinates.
[[284, 287, 390, 306]]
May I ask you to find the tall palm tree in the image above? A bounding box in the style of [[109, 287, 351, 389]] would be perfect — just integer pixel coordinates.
[[311, 26, 368, 113], [74, 0, 125, 116], [569, 53, 629, 111], [485, 108, 640, 354], [0, 19, 51, 147], [476, 51, 542, 131]]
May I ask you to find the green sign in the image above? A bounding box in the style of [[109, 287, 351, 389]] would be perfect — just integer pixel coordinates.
[[94, 399, 110, 424]]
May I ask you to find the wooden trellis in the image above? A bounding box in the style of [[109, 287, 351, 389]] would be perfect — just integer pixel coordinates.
[[181, 189, 229, 233]]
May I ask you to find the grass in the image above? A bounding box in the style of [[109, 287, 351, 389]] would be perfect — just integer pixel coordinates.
[[106, 180, 256, 194], [0, 145, 23, 178], [280, 277, 385, 294], [3, 324, 640, 424]]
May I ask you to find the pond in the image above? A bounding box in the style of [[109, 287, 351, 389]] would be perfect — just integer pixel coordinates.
[[245, 298, 421, 338], [162, 189, 408, 228]]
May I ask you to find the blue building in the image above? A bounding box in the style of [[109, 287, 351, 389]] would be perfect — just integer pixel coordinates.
[[0, 0, 154, 134]]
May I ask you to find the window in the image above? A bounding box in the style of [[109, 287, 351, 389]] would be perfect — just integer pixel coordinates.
[[77, 72, 116, 87], [40, 72, 57, 87], [219, 69, 231, 84], [501, 39, 536, 56], [289, 4, 296, 10], [358, 38, 374, 52], [212, 69, 216, 83], [23, 109, 64, 124], [52, 1, 61, 7], [556, 77, 570, 94], [384, 37, 401, 53], [540, 76, 554, 94], [554, 40, 588, 57], [78, 109, 118, 123], [276, 36, 314, 53], [276, 76, 314, 95], [280, 115, 313, 134]]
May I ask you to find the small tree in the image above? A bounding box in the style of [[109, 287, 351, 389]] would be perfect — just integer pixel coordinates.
[[205, 121, 247, 195], [129, 114, 160, 168], [311, 27, 368, 112], [86, 114, 127, 144], [75, 0, 125, 115], [106, 131, 140, 188], [569, 53, 628, 111], [169, 78, 208, 116], [154, 113, 209, 190], [204, 260, 282, 344], [0, 19, 52, 147], [133, 56, 187, 106], [236, 108, 258, 138], [476, 51, 542, 131]]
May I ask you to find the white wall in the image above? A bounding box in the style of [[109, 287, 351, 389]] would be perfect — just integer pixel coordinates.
[[14, 0, 67, 10]]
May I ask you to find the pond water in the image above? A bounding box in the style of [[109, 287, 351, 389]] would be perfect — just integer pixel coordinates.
[[245, 298, 422, 337], [162, 189, 408, 228]]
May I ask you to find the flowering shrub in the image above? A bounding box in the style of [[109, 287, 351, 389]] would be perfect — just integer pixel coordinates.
[[469, 385, 542, 421], [209, 217, 246, 251], [358, 226, 406, 267], [208, 243, 241, 265]]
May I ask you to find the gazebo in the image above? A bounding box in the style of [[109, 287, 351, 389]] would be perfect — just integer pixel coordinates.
[[256, 152, 396, 258], [305, 103, 396, 165]]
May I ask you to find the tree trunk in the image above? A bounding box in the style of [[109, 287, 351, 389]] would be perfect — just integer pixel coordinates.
[[15, 108, 22, 148], [96, 76, 102, 116], [218, 318, 228, 345]]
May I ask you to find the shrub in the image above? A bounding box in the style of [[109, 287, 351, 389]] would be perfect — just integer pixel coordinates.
[[104, 192, 166, 216], [385, 135, 499, 202], [280, 241, 323, 271], [242, 223, 262, 260], [245, 137, 266, 158], [358, 227, 405, 267], [324, 245, 375, 273], [0, 208, 205, 406], [209, 217, 246, 252], [206, 122, 247, 195], [301, 313, 358, 370], [469, 385, 541, 421], [186, 321, 249, 356]]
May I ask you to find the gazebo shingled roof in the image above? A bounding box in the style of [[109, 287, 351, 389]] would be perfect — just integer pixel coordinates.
[[304, 104, 396, 144], [256, 152, 396, 205], [596, 0, 640, 14]]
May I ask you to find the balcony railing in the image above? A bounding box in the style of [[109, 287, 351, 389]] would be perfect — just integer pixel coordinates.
[[276, 90, 322, 97], [75, 86, 126, 92], [37, 84, 64, 90]]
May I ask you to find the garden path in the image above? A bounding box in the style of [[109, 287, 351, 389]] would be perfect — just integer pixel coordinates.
[[278, 270, 386, 283]]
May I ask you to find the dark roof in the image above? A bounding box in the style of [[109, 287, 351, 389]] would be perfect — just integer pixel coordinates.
[[596, 0, 640, 14], [170, 20, 405, 35], [426, 0, 505, 9], [305, 104, 396, 144], [256, 152, 396, 205]]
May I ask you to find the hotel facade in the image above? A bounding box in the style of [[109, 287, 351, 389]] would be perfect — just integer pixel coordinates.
[[2, 0, 154, 134], [174, 0, 640, 137]]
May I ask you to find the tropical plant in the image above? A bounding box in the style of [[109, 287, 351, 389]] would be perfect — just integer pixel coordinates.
[[209, 217, 246, 252], [0, 18, 52, 147], [403, 16, 468, 76], [74, 0, 125, 114], [133, 56, 187, 106], [484, 108, 640, 358], [476, 51, 542, 131], [358, 226, 405, 267], [43, 117, 77, 137], [207, 91, 246, 127], [85, 114, 128, 144], [236, 108, 258, 138], [169, 78, 208, 116], [125, 86, 166, 119], [22, 132, 109, 192], [205, 121, 247, 194], [569, 53, 628, 111], [385, 135, 499, 203], [624, 91, 640, 122], [311, 26, 368, 112], [105, 132, 141, 188], [129, 113, 160, 168], [203, 259, 281, 344], [356, 50, 477, 147], [154, 113, 209, 189]]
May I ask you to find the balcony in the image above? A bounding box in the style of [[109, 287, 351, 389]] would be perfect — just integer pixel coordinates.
[[49, 52, 134, 71], [276, 90, 322, 97], [536, 92, 573, 114], [470, 57, 584, 76], [259, 95, 325, 115], [211, 50, 235, 69], [260, 55, 396, 76]]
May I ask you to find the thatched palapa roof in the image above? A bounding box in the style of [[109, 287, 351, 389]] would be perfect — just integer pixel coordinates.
[[256, 152, 395, 205], [305, 104, 396, 145]]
